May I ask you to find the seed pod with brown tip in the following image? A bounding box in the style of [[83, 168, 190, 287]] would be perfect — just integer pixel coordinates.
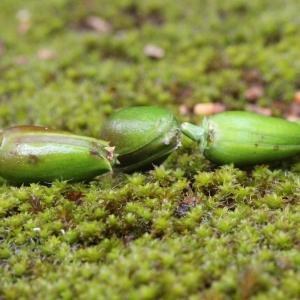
[[0, 126, 114, 184]]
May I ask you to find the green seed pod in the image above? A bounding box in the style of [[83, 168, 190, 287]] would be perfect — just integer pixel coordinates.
[[0, 126, 114, 184], [181, 111, 300, 166], [101, 106, 181, 172]]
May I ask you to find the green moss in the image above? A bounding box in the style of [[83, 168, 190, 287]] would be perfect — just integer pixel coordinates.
[[0, 0, 300, 299]]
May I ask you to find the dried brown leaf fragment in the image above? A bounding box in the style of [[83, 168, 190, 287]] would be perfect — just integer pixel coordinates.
[[193, 103, 225, 116], [85, 16, 112, 33], [245, 85, 264, 102], [144, 44, 165, 59], [246, 104, 271, 116], [37, 48, 56, 60], [293, 91, 300, 105]]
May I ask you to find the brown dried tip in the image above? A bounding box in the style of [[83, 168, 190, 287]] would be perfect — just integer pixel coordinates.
[[104, 146, 115, 161]]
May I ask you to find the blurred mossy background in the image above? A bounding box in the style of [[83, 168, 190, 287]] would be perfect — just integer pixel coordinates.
[[1, 0, 300, 299]]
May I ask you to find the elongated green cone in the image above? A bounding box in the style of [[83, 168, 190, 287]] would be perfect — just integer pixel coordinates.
[[101, 106, 181, 172], [0, 126, 114, 184], [181, 111, 300, 166]]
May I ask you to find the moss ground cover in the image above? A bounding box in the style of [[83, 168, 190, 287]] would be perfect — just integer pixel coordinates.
[[0, 0, 300, 299]]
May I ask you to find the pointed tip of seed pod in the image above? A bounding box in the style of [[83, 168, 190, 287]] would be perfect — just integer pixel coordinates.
[[104, 146, 115, 161]]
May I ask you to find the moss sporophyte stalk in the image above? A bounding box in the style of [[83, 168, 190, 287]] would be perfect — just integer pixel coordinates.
[[101, 106, 181, 172], [0, 126, 114, 184], [181, 111, 300, 166]]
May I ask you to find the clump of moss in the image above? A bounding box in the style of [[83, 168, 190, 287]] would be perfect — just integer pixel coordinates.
[[1, 0, 300, 299]]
